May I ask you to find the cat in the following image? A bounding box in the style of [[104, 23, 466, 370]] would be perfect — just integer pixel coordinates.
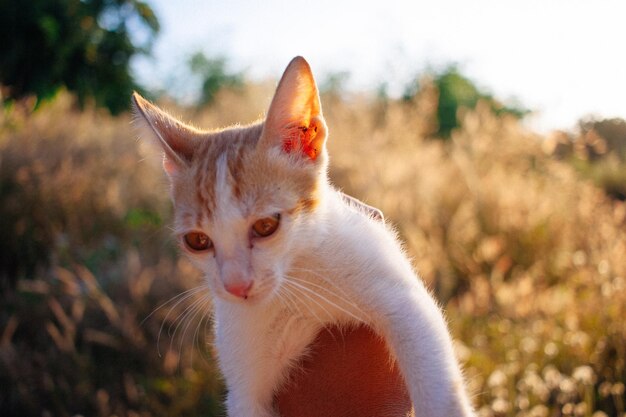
[[132, 56, 475, 417]]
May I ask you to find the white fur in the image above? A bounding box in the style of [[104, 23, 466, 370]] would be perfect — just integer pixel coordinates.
[[208, 181, 475, 417]]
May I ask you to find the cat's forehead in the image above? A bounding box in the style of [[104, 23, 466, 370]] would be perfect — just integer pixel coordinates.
[[196, 123, 263, 163], [175, 122, 315, 226], [186, 124, 261, 216]]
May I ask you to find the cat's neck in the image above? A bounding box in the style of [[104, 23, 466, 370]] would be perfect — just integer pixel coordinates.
[[294, 184, 410, 288]]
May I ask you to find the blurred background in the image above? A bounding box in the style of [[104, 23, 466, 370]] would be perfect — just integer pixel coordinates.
[[1, 1, 625, 416]]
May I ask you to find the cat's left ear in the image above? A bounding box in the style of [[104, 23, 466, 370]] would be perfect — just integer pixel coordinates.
[[260, 56, 327, 161]]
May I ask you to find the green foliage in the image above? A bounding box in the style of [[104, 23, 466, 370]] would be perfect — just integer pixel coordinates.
[[570, 117, 626, 201], [404, 66, 529, 138], [435, 66, 481, 137], [319, 71, 351, 97], [188, 53, 244, 106], [572, 157, 626, 201], [0, 0, 159, 114]]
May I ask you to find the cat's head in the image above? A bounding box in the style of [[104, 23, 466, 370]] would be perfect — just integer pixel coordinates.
[[133, 56, 328, 304]]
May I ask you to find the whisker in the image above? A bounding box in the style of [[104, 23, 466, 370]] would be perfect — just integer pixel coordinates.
[[193, 305, 214, 365], [156, 287, 206, 357], [283, 281, 336, 325], [291, 265, 343, 273], [289, 266, 356, 302], [273, 286, 290, 311], [167, 295, 202, 337], [169, 296, 207, 355], [176, 297, 212, 370], [284, 280, 337, 322], [282, 281, 338, 341], [281, 283, 328, 328], [163, 297, 203, 360], [285, 277, 368, 324], [288, 266, 374, 322], [279, 284, 306, 317], [286, 275, 372, 323], [185, 297, 212, 368], [202, 307, 214, 360], [276, 285, 301, 315], [142, 285, 205, 326]]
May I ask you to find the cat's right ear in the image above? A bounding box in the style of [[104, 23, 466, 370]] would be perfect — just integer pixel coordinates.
[[260, 56, 327, 162], [132, 92, 198, 176]]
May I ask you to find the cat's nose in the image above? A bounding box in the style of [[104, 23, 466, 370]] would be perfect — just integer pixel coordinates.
[[216, 253, 254, 299], [224, 280, 253, 299]]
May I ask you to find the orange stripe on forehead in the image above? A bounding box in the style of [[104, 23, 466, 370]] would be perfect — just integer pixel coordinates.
[[227, 142, 246, 199], [194, 161, 213, 217], [184, 123, 263, 223], [194, 211, 203, 228]]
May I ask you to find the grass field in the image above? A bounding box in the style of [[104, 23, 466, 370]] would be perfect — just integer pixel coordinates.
[[1, 86, 625, 417]]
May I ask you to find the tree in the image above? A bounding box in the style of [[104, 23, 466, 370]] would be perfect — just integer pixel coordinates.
[[0, 0, 159, 114], [404, 66, 528, 138], [189, 52, 244, 106]]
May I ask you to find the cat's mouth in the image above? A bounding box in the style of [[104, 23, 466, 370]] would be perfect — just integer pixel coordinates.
[[214, 272, 279, 304]]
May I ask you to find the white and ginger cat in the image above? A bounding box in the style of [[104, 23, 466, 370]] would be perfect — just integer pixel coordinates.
[[133, 56, 475, 417]]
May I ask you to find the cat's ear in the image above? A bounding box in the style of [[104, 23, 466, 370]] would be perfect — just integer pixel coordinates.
[[260, 56, 327, 161], [132, 92, 198, 176]]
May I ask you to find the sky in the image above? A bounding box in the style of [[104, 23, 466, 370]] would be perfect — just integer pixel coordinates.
[[133, 0, 626, 133]]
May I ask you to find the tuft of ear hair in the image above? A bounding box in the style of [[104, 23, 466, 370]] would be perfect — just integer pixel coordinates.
[[132, 92, 200, 176], [261, 56, 327, 161]]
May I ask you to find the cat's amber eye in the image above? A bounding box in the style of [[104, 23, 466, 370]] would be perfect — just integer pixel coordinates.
[[252, 214, 280, 238], [183, 231, 212, 252]]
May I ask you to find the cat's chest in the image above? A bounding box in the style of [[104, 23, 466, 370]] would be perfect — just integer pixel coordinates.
[[214, 302, 323, 364], [270, 313, 321, 365]]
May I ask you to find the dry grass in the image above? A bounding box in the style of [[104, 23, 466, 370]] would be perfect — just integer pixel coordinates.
[[1, 86, 625, 417]]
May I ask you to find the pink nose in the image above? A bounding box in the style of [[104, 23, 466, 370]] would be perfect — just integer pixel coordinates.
[[224, 281, 253, 299]]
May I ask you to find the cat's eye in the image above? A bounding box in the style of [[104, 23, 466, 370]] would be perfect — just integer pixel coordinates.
[[183, 231, 212, 252], [252, 214, 280, 238]]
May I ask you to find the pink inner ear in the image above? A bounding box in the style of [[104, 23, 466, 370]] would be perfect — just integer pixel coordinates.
[[162, 154, 179, 176], [282, 118, 323, 160]]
